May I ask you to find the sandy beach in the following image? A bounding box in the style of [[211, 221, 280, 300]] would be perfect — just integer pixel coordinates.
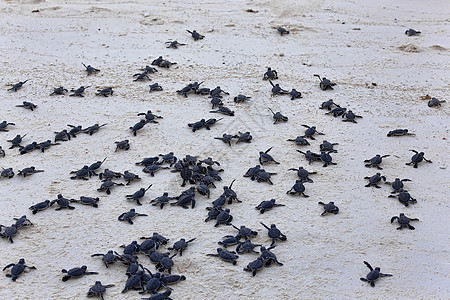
[[0, 0, 449, 299]]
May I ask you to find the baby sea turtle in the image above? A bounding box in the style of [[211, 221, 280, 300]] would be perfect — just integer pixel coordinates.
[[0, 146, 4, 157], [70, 86, 90, 97], [54, 130, 70, 142], [268, 108, 288, 124], [143, 163, 170, 176], [320, 151, 337, 167], [288, 166, 316, 182], [8, 80, 28, 92], [1, 167, 14, 179], [82, 63, 100, 75], [277, 27, 290, 35], [141, 289, 172, 300], [320, 140, 338, 153], [259, 147, 280, 165], [15, 101, 37, 111], [207, 248, 239, 265], [37, 140, 60, 152], [130, 119, 147, 136], [214, 133, 236, 146], [95, 87, 113, 97], [87, 281, 114, 299], [289, 89, 302, 100], [136, 156, 159, 166], [342, 110, 362, 123], [8, 134, 26, 149], [141, 65, 158, 73], [50, 86, 68, 95], [149, 83, 163, 92], [118, 209, 148, 224], [215, 208, 233, 227], [428, 97, 445, 107], [319, 99, 340, 110], [0, 121, 15, 132], [62, 266, 98, 281], [255, 199, 285, 214], [115, 139, 130, 151], [137, 110, 163, 123], [364, 154, 390, 170], [302, 124, 324, 140], [149, 192, 174, 209], [244, 257, 265, 276], [387, 178, 411, 193], [364, 173, 386, 188], [259, 245, 283, 266], [318, 201, 339, 215], [133, 72, 151, 81], [126, 184, 152, 206], [67, 125, 83, 138], [0, 224, 18, 243], [236, 239, 262, 254], [123, 170, 141, 185], [406, 150, 432, 168], [13, 215, 33, 228], [263, 67, 278, 80], [236, 131, 252, 143], [99, 169, 121, 182], [360, 261, 392, 287], [70, 165, 90, 180], [29, 200, 51, 214], [326, 107, 347, 117], [122, 271, 144, 293], [287, 136, 310, 146], [218, 234, 240, 248], [168, 238, 196, 256], [314, 74, 336, 90], [234, 94, 251, 103], [233, 225, 258, 240], [296, 150, 321, 164], [186, 29, 205, 40], [188, 119, 205, 132], [391, 213, 419, 230], [83, 123, 107, 135], [17, 166, 44, 177], [286, 180, 309, 197], [210, 106, 235, 116], [165, 40, 186, 49], [97, 179, 124, 194], [88, 157, 107, 176], [71, 196, 100, 208], [159, 59, 177, 68], [50, 194, 75, 210], [387, 129, 415, 137], [255, 170, 276, 185], [210, 86, 230, 98], [260, 222, 287, 246], [210, 97, 223, 108], [405, 28, 420, 36], [269, 80, 288, 96], [388, 191, 417, 207], [19, 141, 38, 155], [3, 258, 36, 281]]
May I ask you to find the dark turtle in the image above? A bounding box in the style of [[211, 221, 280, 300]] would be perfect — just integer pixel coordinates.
[[259, 147, 280, 165], [133, 72, 151, 81], [99, 168, 122, 181], [54, 129, 71, 142], [236, 131, 252, 143], [387, 178, 411, 193], [233, 225, 258, 240], [125, 261, 143, 276], [319, 99, 340, 110], [50, 194, 75, 210], [146, 249, 169, 265], [160, 274, 186, 285], [210, 195, 227, 208], [122, 170, 140, 185], [263, 67, 278, 80], [360, 261, 392, 287], [151, 56, 164, 66], [197, 87, 211, 95], [150, 192, 175, 209], [255, 170, 276, 185], [243, 165, 262, 180], [302, 124, 324, 140], [87, 281, 114, 299], [130, 119, 147, 136], [342, 110, 363, 123], [325, 106, 347, 117], [1, 167, 14, 179], [428, 97, 445, 107], [320, 151, 337, 167], [260, 222, 287, 246], [115, 139, 130, 151], [15, 101, 37, 111], [289, 89, 302, 100], [0, 224, 18, 243], [244, 257, 265, 276], [165, 40, 186, 49], [210, 96, 223, 108], [171, 189, 196, 209], [222, 179, 241, 204], [71, 196, 100, 208], [50, 86, 68, 95], [259, 245, 283, 266], [287, 180, 309, 197], [82, 62, 100, 75], [387, 129, 415, 137], [88, 157, 107, 176], [0, 146, 4, 158], [205, 206, 223, 222], [97, 179, 124, 194], [314, 74, 336, 90], [67, 125, 83, 138], [126, 184, 152, 205], [147, 232, 170, 248], [141, 65, 158, 73], [320, 140, 339, 153], [149, 83, 163, 92], [168, 238, 196, 256], [268, 108, 288, 124], [178, 162, 195, 187], [17, 166, 44, 177], [82, 123, 107, 135], [7, 134, 26, 149], [29, 200, 50, 214], [118, 209, 148, 224], [391, 213, 419, 230], [318, 201, 339, 216], [137, 110, 163, 123], [207, 248, 239, 265], [234, 94, 251, 103], [190, 81, 204, 93], [255, 199, 285, 214], [204, 118, 222, 130], [236, 239, 262, 254], [143, 163, 170, 176], [141, 289, 172, 300], [364, 154, 390, 170], [140, 273, 164, 295], [0, 121, 15, 132], [296, 150, 321, 164], [364, 173, 386, 188], [159, 59, 177, 68], [13, 215, 33, 228], [388, 191, 417, 207], [214, 133, 236, 146], [19, 141, 38, 155], [70, 165, 90, 180], [121, 270, 144, 293], [405, 28, 420, 36], [186, 29, 205, 40], [3, 258, 35, 281], [37, 140, 60, 152], [188, 118, 206, 132], [288, 166, 316, 183], [8, 80, 28, 92], [210, 106, 235, 116], [136, 156, 160, 166], [277, 27, 290, 35], [96, 87, 113, 97], [287, 136, 310, 146], [70, 86, 90, 97], [215, 208, 233, 227], [218, 234, 240, 248], [269, 80, 288, 96], [406, 149, 432, 168], [209, 86, 229, 98], [62, 265, 98, 281]]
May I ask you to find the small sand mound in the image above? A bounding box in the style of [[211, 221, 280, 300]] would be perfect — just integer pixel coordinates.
[[398, 44, 421, 53], [430, 45, 448, 51]]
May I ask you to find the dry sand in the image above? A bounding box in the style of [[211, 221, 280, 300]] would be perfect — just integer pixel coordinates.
[[0, 0, 449, 299]]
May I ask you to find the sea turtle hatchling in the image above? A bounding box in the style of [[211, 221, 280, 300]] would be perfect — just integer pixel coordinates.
[[296, 150, 321, 164], [0, 224, 18, 243], [50, 194, 75, 210], [260, 222, 287, 246], [360, 261, 392, 287], [326, 107, 347, 117], [342, 110, 363, 123], [405, 28, 421, 36], [287, 136, 310, 146], [91, 250, 120, 268], [320, 140, 339, 153], [314, 74, 336, 90], [214, 133, 236, 146], [54, 130, 71, 142], [70, 86, 90, 97], [3, 258, 36, 281], [17, 166, 44, 177], [386, 178, 411, 193], [218, 234, 240, 248], [387, 129, 415, 137], [428, 97, 445, 107], [210, 97, 223, 108], [19, 141, 38, 155], [71, 196, 100, 208], [62, 266, 98, 281], [255, 199, 285, 214], [320, 151, 337, 167], [186, 29, 205, 40], [259, 245, 284, 266], [0, 121, 15, 132], [236, 239, 262, 254], [143, 163, 170, 176], [391, 213, 419, 230], [318, 201, 339, 215], [364, 173, 386, 188], [0, 146, 4, 158], [234, 94, 251, 103], [269, 80, 288, 96], [8, 80, 28, 92], [95, 87, 113, 97], [149, 83, 163, 92], [289, 89, 302, 100], [210, 106, 235, 116], [319, 99, 340, 110], [97, 179, 124, 194], [277, 27, 290, 35], [15, 101, 37, 111], [137, 110, 163, 123], [233, 225, 258, 240], [130, 119, 147, 136], [133, 72, 151, 81], [168, 238, 196, 256], [29, 200, 51, 214], [125, 185, 152, 205], [209, 86, 230, 98], [70, 165, 90, 180], [287, 180, 309, 197], [50, 86, 68, 95], [141, 65, 158, 74], [207, 248, 239, 265], [87, 281, 115, 299], [123, 170, 140, 185], [88, 157, 107, 176], [236, 131, 252, 143], [255, 170, 276, 185], [406, 150, 432, 168], [67, 125, 83, 138], [288, 166, 316, 182], [364, 154, 390, 170], [244, 257, 265, 276], [165, 40, 186, 49], [263, 67, 278, 80], [268, 108, 288, 124], [13, 215, 33, 228], [215, 208, 233, 227], [259, 147, 280, 165], [141, 289, 172, 300], [302, 124, 324, 140], [7, 134, 26, 149], [82, 123, 107, 135], [118, 209, 148, 224], [82, 63, 100, 75], [1, 167, 15, 179], [388, 191, 417, 207], [37, 140, 60, 153], [115, 139, 130, 151]]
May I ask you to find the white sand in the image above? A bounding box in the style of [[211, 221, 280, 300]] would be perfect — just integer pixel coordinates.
[[1, 0, 449, 299]]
